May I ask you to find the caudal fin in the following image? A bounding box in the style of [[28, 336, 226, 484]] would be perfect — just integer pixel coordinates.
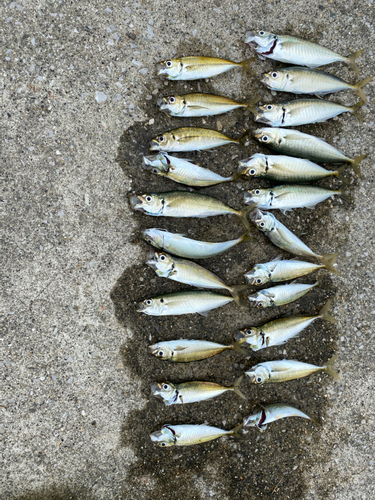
[[324, 354, 340, 380], [318, 297, 337, 324], [350, 153, 367, 178], [339, 179, 350, 204], [239, 205, 256, 231], [230, 422, 244, 439], [320, 252, 340, 275], [346, 49, 363, 75], [232, 375, 247, 400], [333, 166, 347, 182], [244, 95, 261, 115], [240, 57, 256, 72], [349, 100, 365, 122], [232, 340, 247, 355], [240, 231, 256, 244], [230, 284, 248, 305], [353, 75, 374, 102]]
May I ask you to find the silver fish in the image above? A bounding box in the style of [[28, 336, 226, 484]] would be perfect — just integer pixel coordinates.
[[235, 298, 336, 351], [143, 153, 241, 187], [243, 403, 315, 432], [137, 290, 235, 316], [238, 153, 343, 183], [250, 208, 339, 274], [253, 99, 363, 127], [157, 56, 254, 81], [244, 356, 339, 385], [131, 191, 251, 230], [245, 30, 362, 73], [142, 228, 254, 259], [146, 251, 246, 303], [148, 339, 243, 362], [244, 184, 347, 212], [151, 379, 246, 405], [151, 422, 242, 447], [254, 128, 366, 177], [261, 67, 373, 101], [248, 281, 319, 308], [245, 256, 326, 285]]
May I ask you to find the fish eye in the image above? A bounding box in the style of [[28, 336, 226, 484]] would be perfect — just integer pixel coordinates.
[[152, 169, 159, 174], [259, 221, 266, 228], [158, 350, 165, 357], [169, 96, 176, 104], [256, 376, 263, 383], [160, 255, 166, 261], [145, 299, 152, 305], [258, 302, 264, 308], [256, 278, 262, 284], [266, 105, 273, 110], [166, 61, 172, 67], [262, 135, 269, 142], [259, 31, 265, 36], [254, 189, 261, 195], [158, 135, 165, 142], [249, 169, 256, 175], [145, 196, 152, 202], [162, 383, 170, 390], [271, 72, 278, 78]]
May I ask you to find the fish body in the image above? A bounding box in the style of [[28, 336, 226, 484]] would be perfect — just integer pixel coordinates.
[[250, 208, 339, 273], [248, 281, 319, 308], [261, 67, 373, 101], [245, 256, 324, 285], [254, 128, 366, 176], [235, 298, 336, 351], [138, 290, 234, 316], [254, 99, 363, 127], [245, 30, 362, 73], [243, 403, 312, 431], [157, 56, 253, 81], [150, 127, 241, 152], [143, 152, 239, 187], [238, 153, 342, 182], [159, 93, 259, 117], [148, 339, 237, 362], [142, 228, 252, 259], [244, 184, 344, 211], [151, 423, 242, 446]]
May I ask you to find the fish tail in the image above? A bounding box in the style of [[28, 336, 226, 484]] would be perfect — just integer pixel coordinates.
[[310, 417, 322, 427], [244, 95, 261, 115], [353, 75, 374, 101], [232, 375, 247, 400], [230, 422, 244, 439], [240, 231, 256, 244], [334, 166, 347, 182], [345, 49, 363, 75], [232, 339, 247, 353], [339, 179, 350, 204], [349, 100, 365, 122], [320, 252, 340, 275], [239, 205, 256, 231], [230, 285, 248, 305], [350, 153, 367, 178], [229, 168, 246, 182], [324, 354, 340, 380], [240, 57, 256, 72], [318, 297, 338, 324]]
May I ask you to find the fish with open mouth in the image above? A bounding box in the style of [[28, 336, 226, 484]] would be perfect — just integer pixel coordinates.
[[151, 379, 246, 405], [250, 208, 339, 274], [158, 93, 260, 117], [235, 298, 336, 351], [238, 153, 344, 183], [146, 251, 247, 304], [243, 404, 316, 432], [252, 99, 364, 127], [143, 152, 242, 187], [151, 422, 243, 447], [148, 339, 244, 362], [248, 280, 320, 308], [261, 67, 373, 101], [244, 30, 362, 74], [254, 128, 366, 177], [130, 191, 251, 230], [142, 228, 254, 259], [157, 56, 254, 80]]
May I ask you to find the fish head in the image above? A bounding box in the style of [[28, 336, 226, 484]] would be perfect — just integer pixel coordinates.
[[248, 291, 273, 309], [243, 411, 263, 428], [238, 153, 268, 178], [142, 153, 170, 174], [150, 426, 175, 447], [157, 58, 184, 79], [158, 95, 186, 116], [255, 103, 284, 125], [150, 131, 177, 152], [237, 327, 263, 350], [262, 69, 289, 91], [245, 265, 270, 286], [130, 193, 164, 215], [244, 30, 276, 48], [244, 188, 269, 208], [148, 342, 173, 360], [253, 209, 276, 233], [141, 228, 165, 249], [146, 251, 174, 275], [137, 296, 165, 315], [254, 127, 283, 148], [246, 365, 270, 385], [151, 382, 177, 402]]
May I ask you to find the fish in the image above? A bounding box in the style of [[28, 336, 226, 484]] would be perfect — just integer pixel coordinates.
[[248, 280, 320, 308], [131, 191, 251, 230], [245, 30, 363, 74], [250, 208, 339, 274], [143, 153, 242, 187], [253, 99, 364, 127], [137, 290, 235, 316], [245, 256, 326, 285], [146, 251, 247, 304], [243, 403, 315, 432], [238, 153, 344, 183], [244, 355, 339, 385], [142, 228, 254, 259], [151, 422, 243, 447], [261, 67, 373, 102], [148, 339, 244, 362], [150, 127, 247, 152], [254, 128, 366, 177], [234, 298, 336, 351], [244, 184, 348, 212], [151, 378, 246, 405], [157, 55, 254, 80], [158, 93, 260, 117]]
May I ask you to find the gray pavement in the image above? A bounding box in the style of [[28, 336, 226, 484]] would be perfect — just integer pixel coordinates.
[[1, 1, 374, 499]]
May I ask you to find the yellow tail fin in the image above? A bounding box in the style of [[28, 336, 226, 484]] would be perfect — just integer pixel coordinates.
[[346, 49, 363, 75], [232, 375, 247, 400], [230, 284, 248, 305], [350, 100, 365, 122], [353, 75, 374, 102], [350, 153, 367, 178], [320, 252, 340, 275], [240, 57, 256, 72], [324, 354, 340, 380], [318, 297, 337, 324]]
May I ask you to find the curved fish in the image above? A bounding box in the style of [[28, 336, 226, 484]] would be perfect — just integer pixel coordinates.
[[151, 423, 242, 447], [148, 339, 243, 362], [243, 403, 314, 431], [248, 281, 319, 308]]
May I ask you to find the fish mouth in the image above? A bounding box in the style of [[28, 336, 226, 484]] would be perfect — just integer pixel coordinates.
[[244, 30, 257, 46], [249, 208, 262, 221], [149, 140, 161, 151], [150, 430, 163, 442], [151, 383, 162, 395], [129, 195, 145, 212], [157, 97, 168, 109], [146, 256, 158, 269], [245, 372, 256, 383], [254, 129, 264, 140], [142, 155, 156, 168], [137, 302, 146, 312]]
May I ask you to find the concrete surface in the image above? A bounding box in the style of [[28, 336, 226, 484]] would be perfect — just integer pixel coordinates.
[[1, 1, 374, 499]]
